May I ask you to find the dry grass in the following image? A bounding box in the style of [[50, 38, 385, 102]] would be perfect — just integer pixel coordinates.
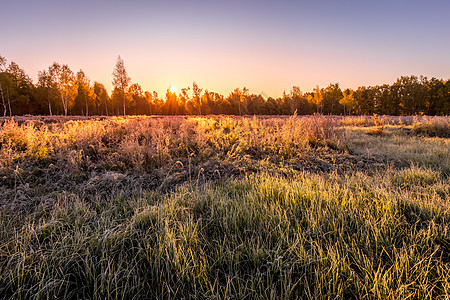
[[0, 115, 449, 299], [340, 115, 449, 130], [339, 125, 450, 174], [0, 115, 342, 199]]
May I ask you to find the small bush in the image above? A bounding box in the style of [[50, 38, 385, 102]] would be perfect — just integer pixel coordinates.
[[368, 114, 386, 135]]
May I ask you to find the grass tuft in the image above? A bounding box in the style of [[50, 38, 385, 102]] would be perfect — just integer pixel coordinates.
[[0, 115, 449, 299]]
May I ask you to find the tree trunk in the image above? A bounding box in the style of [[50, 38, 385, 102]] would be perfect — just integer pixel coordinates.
[[64, 98, 68, 116], [60, 89, 67, 116], [85, 94, 89, 116], [47, 89, 53, 116], [6, 86, 11, 117], [0, 82, 6, 117], [105, 97, 108, 116], [123, 91, 126, 116]]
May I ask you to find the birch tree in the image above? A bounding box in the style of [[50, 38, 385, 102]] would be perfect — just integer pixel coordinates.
[[112, 56, 131, 116], [49, 63, 75, 116], [192, 82, 202, 115], [0, 56, 6, 116], [37, 70, 55, 116], [76, 70, 91, 116], [93, 82, 109, 116]]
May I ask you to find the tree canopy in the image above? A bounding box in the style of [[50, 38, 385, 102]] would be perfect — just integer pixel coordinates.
[[0, 54, 448, 116]]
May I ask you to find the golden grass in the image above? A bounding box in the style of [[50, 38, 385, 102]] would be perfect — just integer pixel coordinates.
[[0, 115, 449, 299]]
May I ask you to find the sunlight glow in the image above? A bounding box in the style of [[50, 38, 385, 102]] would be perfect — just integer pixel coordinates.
[[169, 84, 177, 94]]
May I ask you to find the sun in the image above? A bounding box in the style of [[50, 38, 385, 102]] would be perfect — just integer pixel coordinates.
[[169, 84, 177, 93]]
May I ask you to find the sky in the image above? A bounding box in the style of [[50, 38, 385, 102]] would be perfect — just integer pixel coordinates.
[[1, 0, 449, 98]]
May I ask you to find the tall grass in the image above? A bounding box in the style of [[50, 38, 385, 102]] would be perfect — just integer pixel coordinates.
[[0, 115, 339, 198], [0, 115, 449, 299], [1, 168, 449, 299], [340, 115, 450, 137], [0, 115, 336, 166]]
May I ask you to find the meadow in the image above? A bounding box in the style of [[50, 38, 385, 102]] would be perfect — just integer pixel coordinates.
[[0, 114, 449, 299]]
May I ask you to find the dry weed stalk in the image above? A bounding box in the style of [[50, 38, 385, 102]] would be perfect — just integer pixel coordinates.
[[370, 114, 386, 135]]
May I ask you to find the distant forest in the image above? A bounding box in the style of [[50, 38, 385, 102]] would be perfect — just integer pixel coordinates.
[[1, 55, 449, 116]]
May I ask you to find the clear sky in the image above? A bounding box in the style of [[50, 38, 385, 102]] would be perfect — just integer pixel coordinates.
[[1, 0, 449, 98]]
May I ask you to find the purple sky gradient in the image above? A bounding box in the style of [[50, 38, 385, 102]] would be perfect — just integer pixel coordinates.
[[1, 0, 449, 97]]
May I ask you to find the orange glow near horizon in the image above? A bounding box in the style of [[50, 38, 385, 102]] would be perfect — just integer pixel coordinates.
[[169, 84, 177, 94], [1, 1, 449, 100]]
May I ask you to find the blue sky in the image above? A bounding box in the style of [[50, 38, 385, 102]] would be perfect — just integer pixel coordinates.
[[1, 0, 449, 97]]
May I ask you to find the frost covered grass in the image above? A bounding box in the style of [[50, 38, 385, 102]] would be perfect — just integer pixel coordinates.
[[0, 115, 449, 299]]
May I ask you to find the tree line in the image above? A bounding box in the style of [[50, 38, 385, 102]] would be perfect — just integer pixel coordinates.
[[0, 55, 449, 117]]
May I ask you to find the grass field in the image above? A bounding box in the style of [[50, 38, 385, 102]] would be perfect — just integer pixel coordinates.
[[0, 115, 449, 299]]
